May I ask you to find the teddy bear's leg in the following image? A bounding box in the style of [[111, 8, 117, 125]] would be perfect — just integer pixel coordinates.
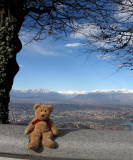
[[27, 132, 41, 150], [42, 131, 55, 148]]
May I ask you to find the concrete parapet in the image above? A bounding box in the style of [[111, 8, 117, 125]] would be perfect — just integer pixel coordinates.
[[0, 124, 133, 160], [0, 124, 28, 155]]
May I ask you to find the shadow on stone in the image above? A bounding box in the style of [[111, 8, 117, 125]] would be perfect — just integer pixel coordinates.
[[58, 128, 80, 137], [33, 128, 80, 153], [34, 144, 44, 153]]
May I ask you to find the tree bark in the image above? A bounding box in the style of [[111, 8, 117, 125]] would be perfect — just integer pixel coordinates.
[[0, 0, 25, 123]]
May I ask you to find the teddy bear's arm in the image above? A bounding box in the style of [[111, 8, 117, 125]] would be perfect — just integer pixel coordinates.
[[24, 119, 35, 135], [48, 119, 58, 136]]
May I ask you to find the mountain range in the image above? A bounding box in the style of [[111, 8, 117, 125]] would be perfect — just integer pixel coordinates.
[[10, 89, 133, 104], [10, 89, 66, 100]]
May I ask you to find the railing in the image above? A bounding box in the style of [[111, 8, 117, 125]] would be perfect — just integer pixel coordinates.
[[0, 124, 133, 160]]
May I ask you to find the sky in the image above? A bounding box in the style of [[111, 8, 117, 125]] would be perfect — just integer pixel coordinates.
[[11, 1, 133, 93], [12, 31, 133, 93]]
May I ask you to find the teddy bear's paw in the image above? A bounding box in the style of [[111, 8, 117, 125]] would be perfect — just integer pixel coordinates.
[[52, 129, 58, 136], [26, 143, 38, 150], [24, 130, 28, 135], [42, 140, 55, 148]]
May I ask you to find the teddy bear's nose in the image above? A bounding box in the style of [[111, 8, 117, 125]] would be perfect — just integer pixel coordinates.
[[41, 115, 45, 117]]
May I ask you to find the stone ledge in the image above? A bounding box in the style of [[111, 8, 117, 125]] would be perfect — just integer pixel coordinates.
[[0, 124, 133, 160], [0, 124, 28, 155]]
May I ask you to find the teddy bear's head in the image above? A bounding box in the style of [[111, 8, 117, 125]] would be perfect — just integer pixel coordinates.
[[34, 104, 53, 121]]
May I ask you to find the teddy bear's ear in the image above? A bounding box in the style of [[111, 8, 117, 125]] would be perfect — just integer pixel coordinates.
[[48, 105, 53, 112], [34, 104, 40, 110]]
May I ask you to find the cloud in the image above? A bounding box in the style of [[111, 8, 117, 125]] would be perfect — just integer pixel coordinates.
[[31, 44, 59, 56], [65, 43, 83, 47], [97, 54, 112, 60], [116, 0, 133, 23], [71, 23, 114, 49], [71, 23, 111, 49], [57, 90, 89, 95], [58, 89, 133, 95], [53, 89, 133, 95], [71, 23, 100, 39], [71, 32, 85, 39], [19, 31, 63, 56], [92, 89, 133, 94], [71, 7, 133, 51], [23, 43, 62, 56]]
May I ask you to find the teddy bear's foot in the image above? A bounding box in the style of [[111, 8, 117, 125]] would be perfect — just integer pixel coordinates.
[[42, 139, 55, 148], [26, 143, 38, 150], [42, 131, 55, 148]]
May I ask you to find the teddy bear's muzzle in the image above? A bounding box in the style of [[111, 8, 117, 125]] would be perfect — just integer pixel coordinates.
[[41, 114, 45, 117]]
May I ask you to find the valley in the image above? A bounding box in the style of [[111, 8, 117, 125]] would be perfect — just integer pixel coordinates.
[[9, 101, 133, 131], [9, 89, 133, 131]]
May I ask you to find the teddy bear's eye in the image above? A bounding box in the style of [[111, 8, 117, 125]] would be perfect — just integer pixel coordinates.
[[44, 110, 47, 112], [41, 110, 43, 112]]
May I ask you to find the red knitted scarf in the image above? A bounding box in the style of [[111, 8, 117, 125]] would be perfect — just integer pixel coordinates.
[[32, 119, 51, 127]]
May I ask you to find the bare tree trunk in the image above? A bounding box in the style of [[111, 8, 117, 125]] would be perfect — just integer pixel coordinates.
[[0, 0, 25, 123]]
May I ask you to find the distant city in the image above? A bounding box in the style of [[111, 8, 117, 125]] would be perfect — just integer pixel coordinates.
[[9, 89, 133, 131]]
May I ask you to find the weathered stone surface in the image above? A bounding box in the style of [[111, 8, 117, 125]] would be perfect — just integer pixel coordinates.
[[0, 124, 28, 155], [0, 157, 28, 160], [0, 125, 133, 160], [29, 129, 133, 160]]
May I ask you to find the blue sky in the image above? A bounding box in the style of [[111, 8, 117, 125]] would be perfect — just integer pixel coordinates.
[[11, 1, 133, 94], [12, 33, 133, 93]]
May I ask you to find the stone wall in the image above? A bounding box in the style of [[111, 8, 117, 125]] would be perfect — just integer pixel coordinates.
[[0, 124, 133, 160]]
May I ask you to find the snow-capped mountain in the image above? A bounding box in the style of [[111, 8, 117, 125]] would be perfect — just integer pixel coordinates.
[[92, 89, 133, 94], [10, 89, 65, 100], [12, 89, 51, 94], [10, 89, 133, 103], [73, 89, 133, 103]]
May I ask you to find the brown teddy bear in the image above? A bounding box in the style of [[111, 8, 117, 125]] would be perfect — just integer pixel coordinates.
[[24, 104, 58, 150]]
